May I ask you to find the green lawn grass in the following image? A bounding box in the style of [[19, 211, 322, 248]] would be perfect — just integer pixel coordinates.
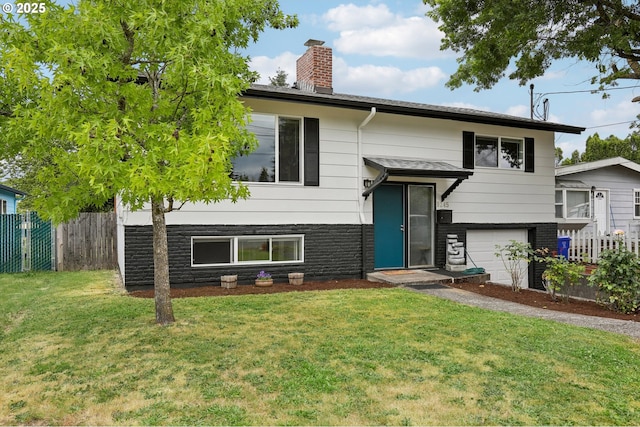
[[1, 270, 639, 425]]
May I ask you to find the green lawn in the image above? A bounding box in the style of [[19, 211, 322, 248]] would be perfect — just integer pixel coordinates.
[[1, 270, 639, 425]]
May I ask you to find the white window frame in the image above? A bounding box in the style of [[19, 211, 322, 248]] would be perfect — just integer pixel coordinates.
[[233, 113, 304, 184], [634, 189, 640, 219], [556, 189, 591, 219], [474, 134, 524, 170], [191, 234, 305, 267], [0, 199, 6, 214]]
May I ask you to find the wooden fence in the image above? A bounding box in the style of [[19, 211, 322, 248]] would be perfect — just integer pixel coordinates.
[[56, 212, 117, 271], [558, 228, 640, 263]]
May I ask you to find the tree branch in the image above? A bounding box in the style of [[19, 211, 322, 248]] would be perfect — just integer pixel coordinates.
[[597, 0, 640, 23], [120, 20, 135, 64]]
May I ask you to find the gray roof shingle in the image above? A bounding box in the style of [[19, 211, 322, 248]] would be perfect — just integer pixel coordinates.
[[244, 84, 585, 135]]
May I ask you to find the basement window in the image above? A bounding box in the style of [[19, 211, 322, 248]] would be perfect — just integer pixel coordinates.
[[192, 235, 304, 266]]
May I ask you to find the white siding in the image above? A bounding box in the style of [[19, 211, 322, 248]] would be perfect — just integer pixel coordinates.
[[115, 197, 126, 282], [560, 165, 640, 233], [467, 229, 529, 288], [121, 98, 558, 226], [360, 113, 556, 224]]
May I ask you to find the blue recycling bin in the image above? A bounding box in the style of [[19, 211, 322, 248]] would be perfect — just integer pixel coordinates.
[[557, 236, 571, 259]]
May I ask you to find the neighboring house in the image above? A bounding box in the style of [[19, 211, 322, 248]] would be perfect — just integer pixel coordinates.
[[116, 40, 584, 290], [555, 157, 640, 235], [0, 184, 26, 214]]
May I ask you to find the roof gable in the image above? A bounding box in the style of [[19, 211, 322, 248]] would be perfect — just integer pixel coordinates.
[[0, 184, 26, 196], [555, 157, 640, 176]]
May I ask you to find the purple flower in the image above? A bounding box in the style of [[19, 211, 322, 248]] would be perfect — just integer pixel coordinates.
[[256, 270, 272, 280]]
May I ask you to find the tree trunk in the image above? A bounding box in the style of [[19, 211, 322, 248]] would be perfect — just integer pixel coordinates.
[[151, 196, 175, 325]]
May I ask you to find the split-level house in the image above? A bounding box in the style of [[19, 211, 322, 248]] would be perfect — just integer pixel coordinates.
[[116, 40, 585, 290]]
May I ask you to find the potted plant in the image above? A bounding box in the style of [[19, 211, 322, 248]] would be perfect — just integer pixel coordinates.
[[255, 270, 273, 287], [220, 274, 238, 289], [288, 272, 304, 285]]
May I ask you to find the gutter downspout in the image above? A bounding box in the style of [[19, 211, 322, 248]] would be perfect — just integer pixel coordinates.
[[357, 107, 376, 278], [357, 107, 376, 224]]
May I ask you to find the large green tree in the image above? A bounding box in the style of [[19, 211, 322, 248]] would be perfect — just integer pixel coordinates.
[[582, 132, 640, 162], [424, 0, 640, 96], [0, 1, 296, 325]]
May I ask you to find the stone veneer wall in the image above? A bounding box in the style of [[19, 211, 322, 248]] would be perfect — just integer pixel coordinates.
[[124, 224, 374, 289], [436, 222, 558, 290]]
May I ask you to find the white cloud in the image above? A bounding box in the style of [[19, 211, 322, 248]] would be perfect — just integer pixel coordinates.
[[323, 3, 452, 59], [249, 52, 299, 85], [333, 57, 447, 96], [547, 113, 562, 123], [588, 101, 639, 135], [323, 3, 396, 32], [443, 101, 492, 112], [555, 100, 638, 155], [249, 53, 446, 97], [505, 105, 528, 118], [555, 137, 585, 156], [539, 70, 567, 81]]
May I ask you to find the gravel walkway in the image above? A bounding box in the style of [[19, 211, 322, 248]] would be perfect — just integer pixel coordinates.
[[408, 285, 640, 339]]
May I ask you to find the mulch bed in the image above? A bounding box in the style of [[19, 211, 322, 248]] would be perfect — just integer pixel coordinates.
[[452, 281, 640, 323], [128, 278, 640, 323], [128, 279, 394, 298]]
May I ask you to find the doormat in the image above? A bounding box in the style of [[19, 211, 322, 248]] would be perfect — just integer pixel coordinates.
[[382, 270, 421, 275], [406, 283, 450, 290]]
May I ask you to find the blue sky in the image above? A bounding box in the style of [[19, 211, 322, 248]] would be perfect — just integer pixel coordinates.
[[244, 0, 640, 158]]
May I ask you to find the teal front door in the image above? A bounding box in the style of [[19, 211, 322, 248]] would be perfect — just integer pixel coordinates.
[[374, 184, 404, 268], [374, 183, 435, 269]]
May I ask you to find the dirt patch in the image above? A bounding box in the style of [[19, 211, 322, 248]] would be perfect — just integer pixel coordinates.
[[128, 278, 640, 323]]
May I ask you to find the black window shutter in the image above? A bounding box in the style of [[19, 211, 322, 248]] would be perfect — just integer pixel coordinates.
[[462, 131, 475, 169], [524, 137, 535, 173], [304, 117, 320, 186]]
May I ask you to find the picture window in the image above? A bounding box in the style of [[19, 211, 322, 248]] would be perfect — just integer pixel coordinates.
[[232, 114, 301, 183], [475, 135, 523, 169]]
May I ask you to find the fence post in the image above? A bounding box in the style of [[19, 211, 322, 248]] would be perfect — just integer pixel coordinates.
[[22, 212, 30, 272]]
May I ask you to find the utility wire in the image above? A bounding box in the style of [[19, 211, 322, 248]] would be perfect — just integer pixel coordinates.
[[586, 120, 636, 130], [536, 85, 640, 97]]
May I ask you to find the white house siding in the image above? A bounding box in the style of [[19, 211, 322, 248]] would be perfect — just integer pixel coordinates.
[[121, 99, 366, 227], [115, 198, 126, 284], [467, 229, 530, 288], [120, 101, 557, 227], [359, 113, 557, 224], [559, 165, 640, 234], [118, 97, 562, 289]]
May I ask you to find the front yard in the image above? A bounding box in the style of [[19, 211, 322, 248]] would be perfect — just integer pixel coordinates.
[[1, 271, 639, 425]]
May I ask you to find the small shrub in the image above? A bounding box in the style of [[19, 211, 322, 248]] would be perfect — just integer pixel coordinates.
[[588, 245, 640, 314], [536, 250, 585, 302], [495, 240, 533, 292]]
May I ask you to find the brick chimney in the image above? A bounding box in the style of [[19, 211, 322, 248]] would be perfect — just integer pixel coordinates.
[[296, 39, 333, 94]]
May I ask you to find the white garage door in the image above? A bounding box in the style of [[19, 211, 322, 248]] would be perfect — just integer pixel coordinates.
[[466, 229, 529, 288]]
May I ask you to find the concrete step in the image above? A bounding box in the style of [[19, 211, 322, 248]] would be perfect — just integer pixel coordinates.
[[367, 269, 490, 286]]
